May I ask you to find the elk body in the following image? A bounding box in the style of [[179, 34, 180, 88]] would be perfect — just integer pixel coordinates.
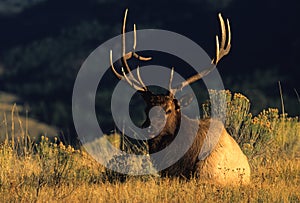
[[143, 94, 251, 185], [110, 9, 250, 185]]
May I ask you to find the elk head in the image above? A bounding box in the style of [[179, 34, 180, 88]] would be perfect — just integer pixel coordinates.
[[110, 9, 231, 148]]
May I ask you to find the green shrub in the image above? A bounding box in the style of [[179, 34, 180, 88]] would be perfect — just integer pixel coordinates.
[[203, 90, 299, 160]]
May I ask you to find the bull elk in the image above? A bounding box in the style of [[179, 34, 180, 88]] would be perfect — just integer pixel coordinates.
[[109, 9, 250, 185]]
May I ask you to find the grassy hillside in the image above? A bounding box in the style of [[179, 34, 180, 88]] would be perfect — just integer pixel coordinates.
[[0, 91, 57, 143]]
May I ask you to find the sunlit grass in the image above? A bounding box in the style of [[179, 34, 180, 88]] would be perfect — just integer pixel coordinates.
[[0, 90, 299, 202]]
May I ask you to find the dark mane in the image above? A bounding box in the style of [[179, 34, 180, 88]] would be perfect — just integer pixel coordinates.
[[149, 115, 212, 178]]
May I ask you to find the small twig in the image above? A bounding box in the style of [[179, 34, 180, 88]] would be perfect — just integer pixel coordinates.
[[11, 103, 16, 149], [3, 112, 8, 145], [278, 81, 285, 118], [294, 88, 300, 104]]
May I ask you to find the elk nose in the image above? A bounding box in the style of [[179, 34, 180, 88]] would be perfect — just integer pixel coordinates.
[[147, 106, 167, 138], [148, 106, 166, 120]]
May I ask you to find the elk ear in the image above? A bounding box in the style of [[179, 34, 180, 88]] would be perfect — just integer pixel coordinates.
[[178, 94, 194, 108]]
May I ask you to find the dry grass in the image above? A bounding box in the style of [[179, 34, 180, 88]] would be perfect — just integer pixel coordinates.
[[0, 92, 57, 143], [0, 91, 299, 202], [0, 148, 299, 202]]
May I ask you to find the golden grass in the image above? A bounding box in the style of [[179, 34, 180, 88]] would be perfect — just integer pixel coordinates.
[[0, 148, 299, 202], [0, 91, 299, 202], [0, 129, 299, 202]]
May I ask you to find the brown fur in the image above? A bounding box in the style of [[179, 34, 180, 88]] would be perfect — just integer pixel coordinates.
[[145, 93, 250, 185]]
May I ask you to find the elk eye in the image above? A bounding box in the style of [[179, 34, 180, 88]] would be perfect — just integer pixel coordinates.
[[166, 109, 172, 114]]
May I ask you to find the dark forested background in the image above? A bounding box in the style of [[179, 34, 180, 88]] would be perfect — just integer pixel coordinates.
[[0, 0, 299, 142]]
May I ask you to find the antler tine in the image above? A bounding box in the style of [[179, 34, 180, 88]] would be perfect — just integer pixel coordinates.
[[132, 24, 152, 61], [111, 49, 147, 91], [121, 68, 145, 91], [171, 13, 231, 92], [123, 23, 152, 61], [110, 50, 123, 79], [213, 14, 231, 65], [136, 66, 147, 91], [220, 14, 226, 54], [121, 9, 139, 83], [133, 24, 137, 50], [168, 67, 175, 94]]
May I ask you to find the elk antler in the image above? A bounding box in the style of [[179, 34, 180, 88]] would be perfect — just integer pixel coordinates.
[[170, 13, 231, 94], [110, 9, 152, 91]]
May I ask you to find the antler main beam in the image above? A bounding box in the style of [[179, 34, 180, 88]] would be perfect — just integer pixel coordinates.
[[110, 10, 231, 94], [171, 13, 231, 93], [110, 9, 151, 91]]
